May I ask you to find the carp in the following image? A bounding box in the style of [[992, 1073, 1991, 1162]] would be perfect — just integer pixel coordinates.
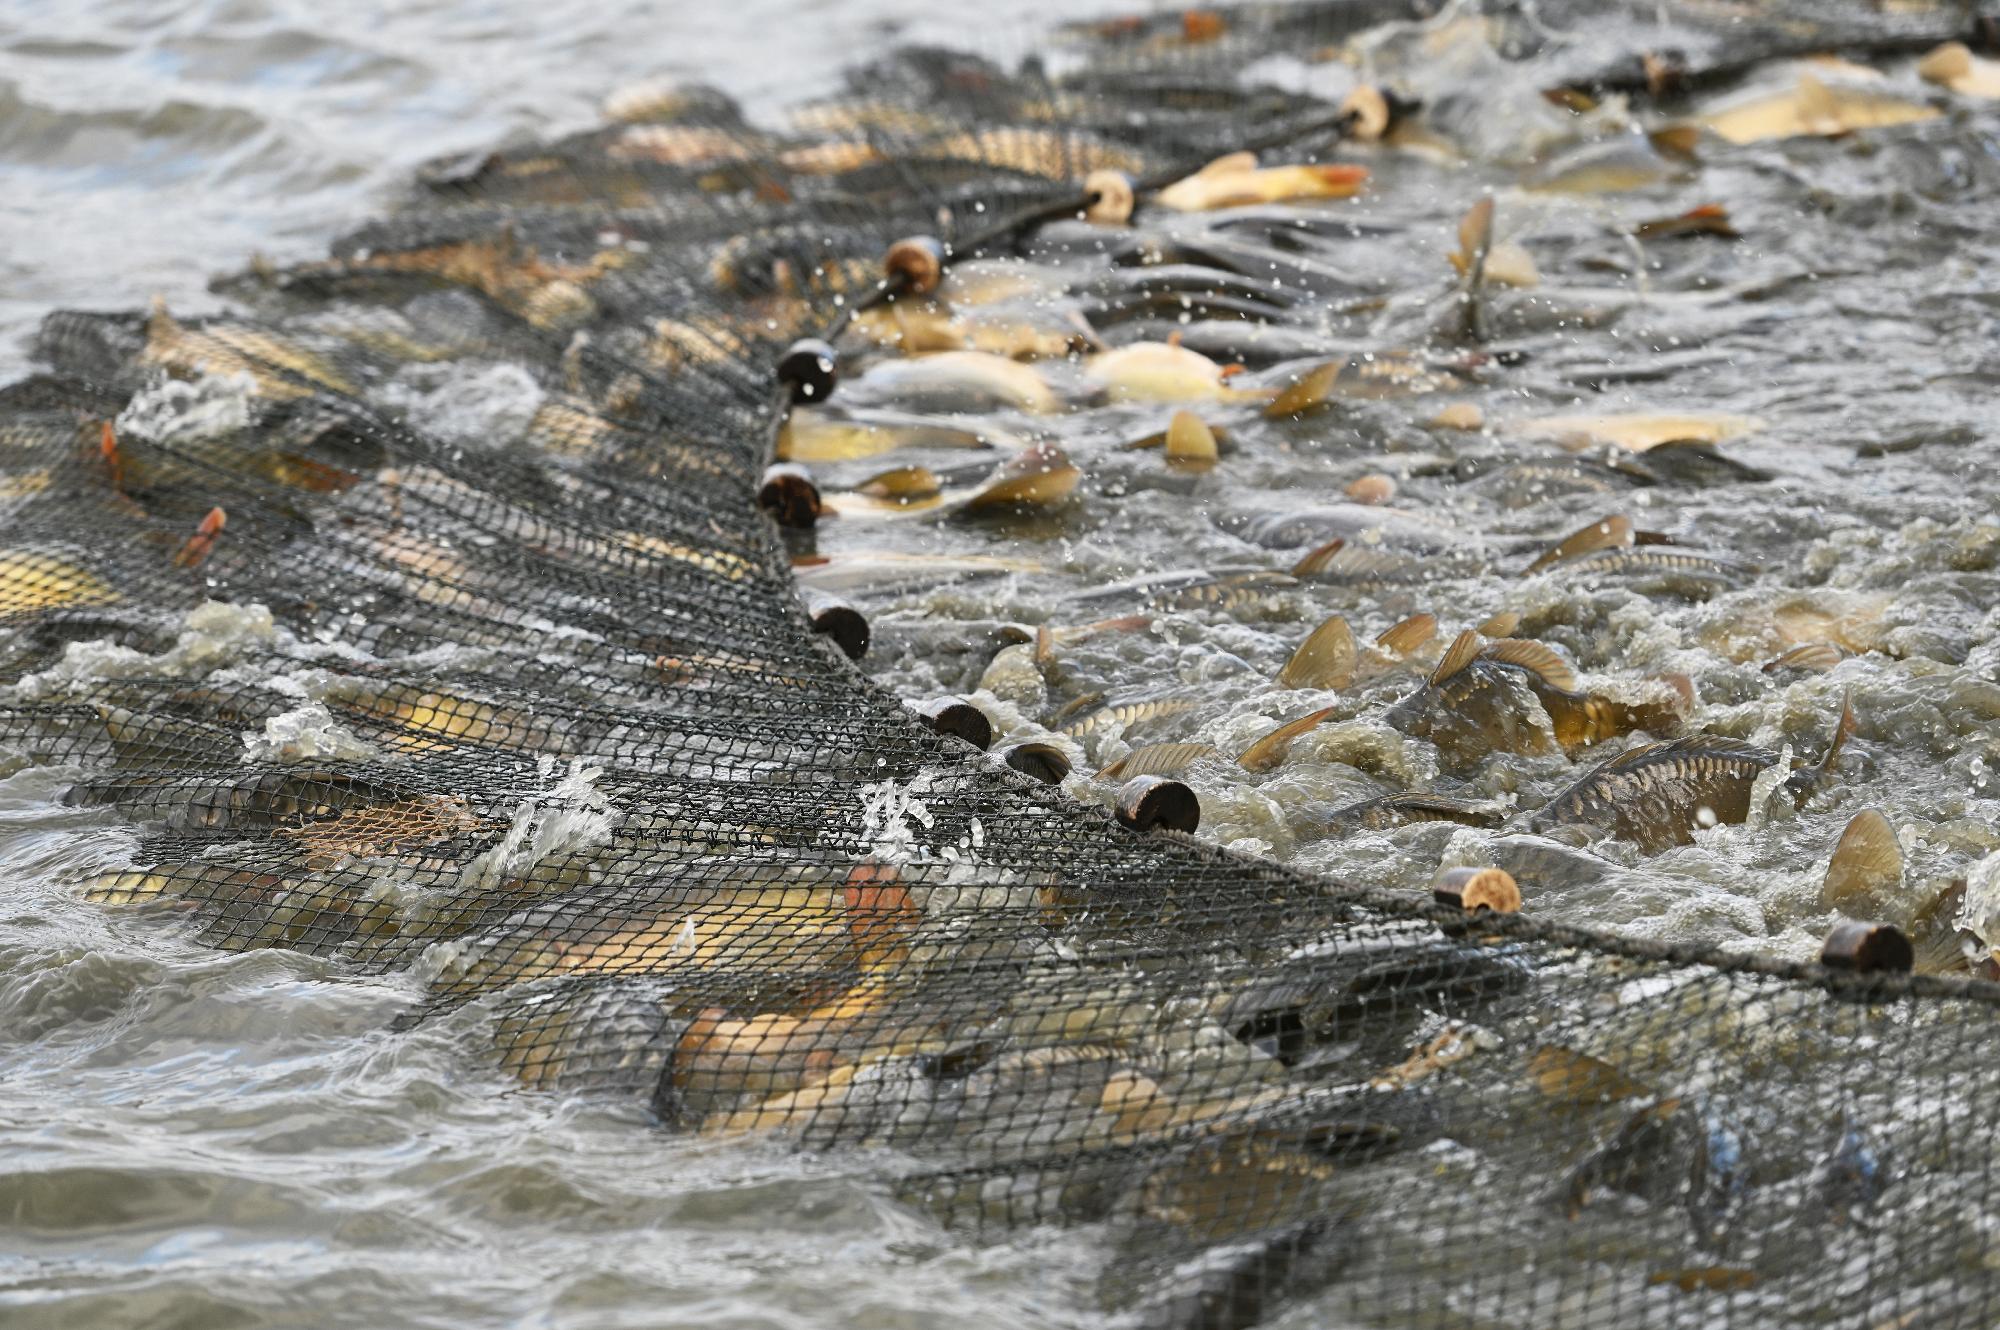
[[1531, 699, 1856, 852], [1387, 630, 1691, 770]]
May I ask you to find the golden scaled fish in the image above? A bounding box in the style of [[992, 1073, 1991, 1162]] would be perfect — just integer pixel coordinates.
[[1531, 698, 1856, 853], [0, 549, 118, 616], [1386, 630, 1692, 770], [848, 301, 1094, 361], [1696, 67, 1939, 145], [1154, 151, 1369, 211], [820, 442, 1080, 520], [1085, 340, 1268, 404], [143, 300, 356, 398], [1509, 410, 1759, 453]]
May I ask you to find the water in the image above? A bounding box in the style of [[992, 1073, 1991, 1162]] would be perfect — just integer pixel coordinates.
[[0, 0, 1141, 383], [5, 2, 2000, 1327]]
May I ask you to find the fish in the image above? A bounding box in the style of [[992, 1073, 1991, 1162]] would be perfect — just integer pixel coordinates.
[[848, 301, 1095, 360], [1297, 791, 1504, 839], [1558, 1095, 1749, 1249], [850, 351, 1061, 414], [792, 550, 1045, 595], [1509, 411, 1759, 453], [1697, 68, 1939, 145], [1528, 129, 1699, 194], [1154, 152, 1369, 211], [1633, 204, 1740, 242], [1228, 504, 1460, 557], [777, 407, 1003, 462], [1086, 341, 1266, 404], [1387, 630, 1691, 770], [1555, 545, 1756, 599], [820, 441, 1081, 519], [0, 549, 118, 615], [1074, 568, 1302, 615], [1531, 698, 1856, 852]]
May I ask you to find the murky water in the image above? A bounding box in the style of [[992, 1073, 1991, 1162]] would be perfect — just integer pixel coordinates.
[[5, 2, 2000, 1328]]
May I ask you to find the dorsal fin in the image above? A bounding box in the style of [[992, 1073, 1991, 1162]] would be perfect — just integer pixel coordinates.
[[1294, 543, 1409, 583], [1819, 692, 1857, 777], [1430, 629, 1481, 685], [1165, 410, 1218, 466], [1278, 614, 1356, 691], [1450, 195, 1494, 278], [1646, 124, 1701, 161], [1376, 612, 1436, 656], [1822, 809, 1901, 910], [1289, 537, 1344, 577], [1479, 639, 1578, 693], [1524, 514, 1633, 576], [1238, 705, 1338, 772], [1604, 738, 1676, 770], [1380, 792, 1504, 820], [1264, 360, 1342, 418], [1196, 150, 1258, 178], [1098, 741, 1216, 782], [856, 465, 942, 500]]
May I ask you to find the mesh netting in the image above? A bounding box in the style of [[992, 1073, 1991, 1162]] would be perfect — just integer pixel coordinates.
[[7, 2, 2000, 1326]]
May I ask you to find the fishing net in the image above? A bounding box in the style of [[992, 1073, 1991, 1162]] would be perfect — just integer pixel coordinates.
[[6, 1, 2000, 1325]]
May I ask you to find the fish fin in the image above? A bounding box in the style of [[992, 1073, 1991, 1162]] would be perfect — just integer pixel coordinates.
[[1098, 741, 1216, 781], [1289, 537, 1345, 578], [855, 465, 942, 500], [1430, 629, 1482, 686], [1479, 639, 1578, 693], [1762, 642, 1842, 674], [1293, 544, 1410, 583], [1382, 793, 1505, 824], [1819, 693, 1857, 778], [1165, 410, 1219, 465], [1524, 513, 1633, 576], [1476, 610, 1519, 638], [1646, 125, 1702, 161], [1238, 706, 1339, 771], [1278, 615, 1356, 691], [1196, 150, 1259, 177], [964, 441, 1079, 510], [1263, 361, 1342, 417], [1454, 196, 1495, 278], [1822, 809, 1901, 909], [1375, 612, 1436, 656], [1604, 738, 1677, 770]]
